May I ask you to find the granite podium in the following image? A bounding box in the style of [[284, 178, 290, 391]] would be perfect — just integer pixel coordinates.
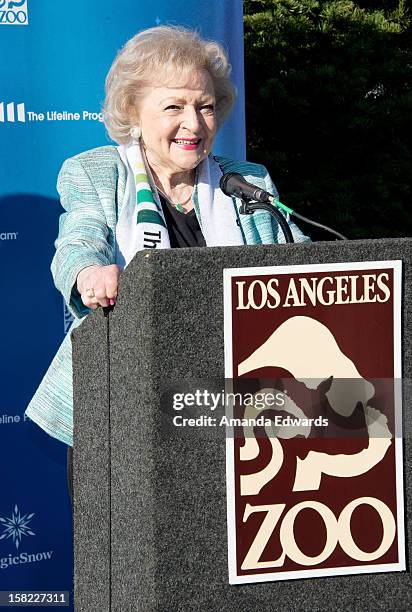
[[72, 238, 412, 611]]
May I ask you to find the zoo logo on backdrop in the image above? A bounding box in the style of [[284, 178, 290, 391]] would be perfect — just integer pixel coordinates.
[[0, 504, 54, 570], [0, 101, 103, 124], [224, 260, 405, 583], [0, 0, 28, 26]]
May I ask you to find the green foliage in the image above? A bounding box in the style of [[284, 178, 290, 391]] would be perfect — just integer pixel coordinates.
[[243, 0, 412, 239]]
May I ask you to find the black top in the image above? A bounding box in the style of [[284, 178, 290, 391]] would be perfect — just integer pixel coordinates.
[[159, 194, 206, 248]]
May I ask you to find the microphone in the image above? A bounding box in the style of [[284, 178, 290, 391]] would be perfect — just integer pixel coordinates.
[[219, 171, 348, 241], [219, 172, 274, 203]]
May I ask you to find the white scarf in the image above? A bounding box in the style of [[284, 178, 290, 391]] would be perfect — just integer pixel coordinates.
[[115, 142, 244, 269]]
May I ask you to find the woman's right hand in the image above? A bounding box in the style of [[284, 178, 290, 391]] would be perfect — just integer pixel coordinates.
[[76, 264, 120, 310]]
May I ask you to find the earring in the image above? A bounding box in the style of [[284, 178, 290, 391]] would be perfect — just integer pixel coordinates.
[[130, 125, 142, 141]]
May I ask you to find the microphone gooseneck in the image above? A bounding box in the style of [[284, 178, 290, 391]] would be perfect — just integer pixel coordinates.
[[242, 201, 294, 243]]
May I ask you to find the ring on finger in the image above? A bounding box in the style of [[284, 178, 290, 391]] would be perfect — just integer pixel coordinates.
[[86, 288, 95, 298]]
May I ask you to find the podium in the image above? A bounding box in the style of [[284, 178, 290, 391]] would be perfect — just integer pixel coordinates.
[[72, 238, 412, 611]]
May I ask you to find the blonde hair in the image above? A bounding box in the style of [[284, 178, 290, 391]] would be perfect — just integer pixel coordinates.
[[103, 25, 236, 144]]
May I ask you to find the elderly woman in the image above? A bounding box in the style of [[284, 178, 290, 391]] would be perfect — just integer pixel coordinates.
[[26, 26, 308, 488]]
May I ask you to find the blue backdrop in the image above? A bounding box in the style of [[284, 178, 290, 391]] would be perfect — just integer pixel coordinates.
[[0, 0, 245, 605]]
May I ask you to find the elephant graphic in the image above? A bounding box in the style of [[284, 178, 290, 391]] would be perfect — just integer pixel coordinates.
[[0, 1, 25, 8], [237, 316, 392, 495]]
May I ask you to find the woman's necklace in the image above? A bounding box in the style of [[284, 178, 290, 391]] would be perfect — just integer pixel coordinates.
[[155, 185, 193, 214]]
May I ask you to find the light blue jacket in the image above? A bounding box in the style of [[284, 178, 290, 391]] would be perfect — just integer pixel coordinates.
[[26, 145, 309, 446]]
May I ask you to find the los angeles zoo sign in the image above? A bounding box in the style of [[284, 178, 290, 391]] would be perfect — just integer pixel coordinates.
[[224, 261, 405, 583]]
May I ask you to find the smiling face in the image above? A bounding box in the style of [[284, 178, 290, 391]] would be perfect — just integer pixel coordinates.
[[135, 68, 217, 178]]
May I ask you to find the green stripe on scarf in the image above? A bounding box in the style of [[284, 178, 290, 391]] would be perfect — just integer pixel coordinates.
[[137, 188, 156, 204], [137, 209, 167, 227], [134, 173, 148, 183]]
